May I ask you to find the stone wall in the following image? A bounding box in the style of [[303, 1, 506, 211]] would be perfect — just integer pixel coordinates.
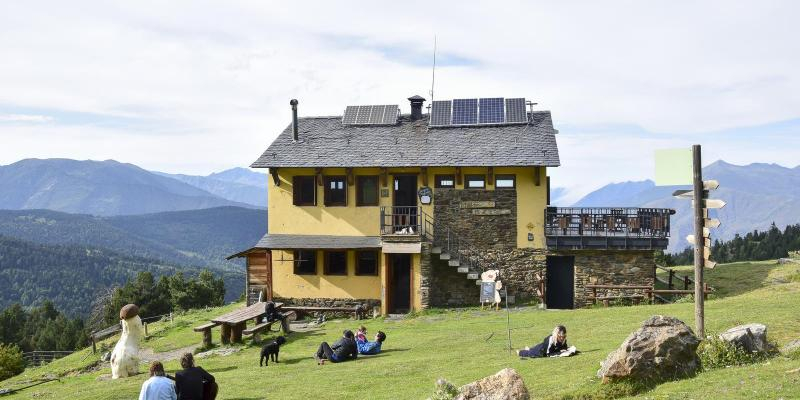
[[433, 188, 516, 250], [272, 297, 381, 318], [564, 250, 656, 308]]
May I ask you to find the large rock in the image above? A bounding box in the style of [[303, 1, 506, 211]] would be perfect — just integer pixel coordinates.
[[719, 323, 769, 353], [597, 315, 700, 383], [456, 368, 530, 400]]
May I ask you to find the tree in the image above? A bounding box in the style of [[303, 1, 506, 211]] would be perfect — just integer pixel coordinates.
[[0, 343, 25, 381]]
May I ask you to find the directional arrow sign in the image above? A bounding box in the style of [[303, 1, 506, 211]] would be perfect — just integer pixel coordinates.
[[702, 227, 710, 238], [705, 260, 717, 269], [686, 235, 712, 247], [673, 189, 710, 199], [703, 180, 720, 190], [705, 218, 721, 228], [692, 199, 726, 209]]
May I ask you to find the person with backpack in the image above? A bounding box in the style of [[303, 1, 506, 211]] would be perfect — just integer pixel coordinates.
[[175, 353, 217, 400]]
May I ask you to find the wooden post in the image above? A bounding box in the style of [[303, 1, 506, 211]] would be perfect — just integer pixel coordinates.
[[668, 270, 674, 290], [221, 324, 231, 345], [144, 322, 148, 337], [692, 144, 705, 337], [202, 329, 212, 348], [592, 287, 597, 305], [684, 275, 690, 290], [232, 323, 244, 343], [91, 337, 97, 354]]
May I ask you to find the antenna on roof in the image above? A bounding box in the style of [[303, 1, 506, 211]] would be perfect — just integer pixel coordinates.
[[429, 35, 437, 106]]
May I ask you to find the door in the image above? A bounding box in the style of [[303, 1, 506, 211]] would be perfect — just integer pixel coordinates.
[[392, 175, 418, 231], [388, 254, 412, 313], [546, 256, 575, 309]]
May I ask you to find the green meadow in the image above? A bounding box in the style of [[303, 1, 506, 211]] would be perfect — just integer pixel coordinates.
[[2, 260, 799, 399]]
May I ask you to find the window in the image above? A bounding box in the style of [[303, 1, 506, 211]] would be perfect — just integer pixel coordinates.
[[324, 176, 347, 206], [355, 251, 378, 276], [292, 176, 316, 206], [293, 250, 317, 275], [465, 175, 485, 189], [356, 176, 379, 206], [324, 251, 347, 275], [495, 174, 516, 189], [435, 175, 455, 188]]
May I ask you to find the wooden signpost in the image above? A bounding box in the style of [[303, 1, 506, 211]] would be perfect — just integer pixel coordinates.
[[668, 144, 724, 338]]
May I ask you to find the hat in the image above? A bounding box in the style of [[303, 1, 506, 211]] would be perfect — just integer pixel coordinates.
[[120, 304, 140, 320]]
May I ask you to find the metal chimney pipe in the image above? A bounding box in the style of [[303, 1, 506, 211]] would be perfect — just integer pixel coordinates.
[[290, 99, 299, 141]]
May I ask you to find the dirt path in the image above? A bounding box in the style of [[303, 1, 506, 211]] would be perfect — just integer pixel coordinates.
[[138, 344, 200, 363]]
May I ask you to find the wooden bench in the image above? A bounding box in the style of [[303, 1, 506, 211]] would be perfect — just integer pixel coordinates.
[[193, 322, 220, 347], [281, 306, 365, 320], [243, 311, 296, 343]]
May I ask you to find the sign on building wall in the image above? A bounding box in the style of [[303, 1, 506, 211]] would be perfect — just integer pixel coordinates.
[[418, 187, 432, 204]]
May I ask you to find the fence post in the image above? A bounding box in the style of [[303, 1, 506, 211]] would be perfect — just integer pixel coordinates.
[[684, 276, 690, 290], [144, 322, 148, 337], [92, 337, 97, 354], [668, 270, 674, 290]]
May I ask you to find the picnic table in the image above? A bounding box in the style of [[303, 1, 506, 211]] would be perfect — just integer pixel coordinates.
[[194, 302, 283, 346]]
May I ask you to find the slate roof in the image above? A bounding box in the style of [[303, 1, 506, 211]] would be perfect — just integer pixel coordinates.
[[229, 234, 382, 258], [251, 111, 560, 168]]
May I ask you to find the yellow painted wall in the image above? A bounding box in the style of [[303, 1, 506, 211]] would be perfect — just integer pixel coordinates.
[[268, 166, 548, 248], [271, 249, 382, 300]]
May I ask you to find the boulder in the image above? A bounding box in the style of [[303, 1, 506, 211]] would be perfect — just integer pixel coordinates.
[[719, 323, 769, 353], [598, 315, 700, 383], [782, 339, 800, 354], [455, 368, 529, 400]]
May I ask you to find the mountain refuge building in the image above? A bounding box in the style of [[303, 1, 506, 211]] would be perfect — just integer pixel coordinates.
[[230, 96, 674, 314]]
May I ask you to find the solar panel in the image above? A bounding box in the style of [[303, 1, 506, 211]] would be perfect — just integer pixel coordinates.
[[369, 105, 386, 124], [355, 106, 372, 124], [381, 105, 399, 124], [505, 98, 527, 124], [429, 100, 452, 126], [479, 98, 504, 124], [342, 106, 359, 125], [452, 98, 478, 125]]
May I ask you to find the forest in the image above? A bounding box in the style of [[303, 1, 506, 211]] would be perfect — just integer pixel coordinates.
[[668, 222, 800, 265]]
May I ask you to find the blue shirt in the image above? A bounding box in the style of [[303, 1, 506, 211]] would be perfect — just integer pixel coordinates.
[[357, 340, 382, 355], [139, 376, 176, 400]]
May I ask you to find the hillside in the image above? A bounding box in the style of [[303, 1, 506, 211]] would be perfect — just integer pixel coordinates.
[[569, 161, 800, 252], [153, 168, 267, 208], [0, 159, 256, 216], [0, 207, 266, 270], [2, 260, 798, 399], [0, 235, 242, 316]]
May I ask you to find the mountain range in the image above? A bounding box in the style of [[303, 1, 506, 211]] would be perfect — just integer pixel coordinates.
[[565, 160, 800, 252], [0, 159, 266, 216]]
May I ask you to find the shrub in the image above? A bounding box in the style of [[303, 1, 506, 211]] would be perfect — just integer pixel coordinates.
[[428, 378, 459, 400], [699, 335, 773, 370], [0, 343, 25, 381]]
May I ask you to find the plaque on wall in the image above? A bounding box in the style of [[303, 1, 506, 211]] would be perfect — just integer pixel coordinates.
[[380, 188, 390, 198], [418, 186, 433, 204]]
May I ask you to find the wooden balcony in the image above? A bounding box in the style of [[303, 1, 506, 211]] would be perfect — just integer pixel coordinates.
[[544, 207, 675, 250]]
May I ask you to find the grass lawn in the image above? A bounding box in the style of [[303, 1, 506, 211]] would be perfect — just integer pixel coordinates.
[[2, 260, 799, 399]]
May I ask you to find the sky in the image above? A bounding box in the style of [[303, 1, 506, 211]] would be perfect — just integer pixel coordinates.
[[2, 1, 799, 204]]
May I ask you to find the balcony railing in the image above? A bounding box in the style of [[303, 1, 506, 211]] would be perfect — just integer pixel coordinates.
[[544, 207, 675, 250], [380, 206, 433, 239]]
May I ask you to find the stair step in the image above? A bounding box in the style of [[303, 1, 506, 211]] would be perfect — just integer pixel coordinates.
[[431, 247, 442, 254], [457, 267, 469, 273], [467, 273, 479, 280], [439, 253, 451, 260], [448, 260, 460, 267]]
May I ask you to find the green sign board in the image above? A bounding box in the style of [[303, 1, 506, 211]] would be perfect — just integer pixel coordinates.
[[655, 148, 692, 186]]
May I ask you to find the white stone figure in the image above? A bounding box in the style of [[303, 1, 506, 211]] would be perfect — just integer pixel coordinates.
[[480, 270, 503, 311], [110, 304, 144, 379]]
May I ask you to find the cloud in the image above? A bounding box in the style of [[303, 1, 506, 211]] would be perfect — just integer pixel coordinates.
[[0, 114, 53, 123], [0, 0, 799, 194]]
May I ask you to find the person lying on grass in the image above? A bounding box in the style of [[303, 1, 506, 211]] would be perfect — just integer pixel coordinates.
[[314, 329, 358, 364], [518, 325, 573, 358], [357, 331, 386, 355]]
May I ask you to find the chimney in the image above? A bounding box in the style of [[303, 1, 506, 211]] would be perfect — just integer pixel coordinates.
[[290, 99, 299, 141], [408, 95, 426, 121]]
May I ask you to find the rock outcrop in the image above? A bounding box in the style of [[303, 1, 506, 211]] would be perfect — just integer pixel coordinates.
[[456, 368, 530, 400], [597, 315, 700, 383], [719, 323, 770, 353]]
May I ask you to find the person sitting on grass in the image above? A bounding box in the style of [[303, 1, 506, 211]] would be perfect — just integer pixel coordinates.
[[518, 325, 569, 358], [139, 361, 176, 400], [175, 352, 217, 400], [314, 329, 358, 364], [357, 331, 386, 355]]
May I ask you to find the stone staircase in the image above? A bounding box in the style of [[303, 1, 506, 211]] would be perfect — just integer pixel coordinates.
[[429, 226, 488, 286]]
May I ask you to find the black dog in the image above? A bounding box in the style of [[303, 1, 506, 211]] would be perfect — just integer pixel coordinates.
[[260, 336, 287, 366]]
